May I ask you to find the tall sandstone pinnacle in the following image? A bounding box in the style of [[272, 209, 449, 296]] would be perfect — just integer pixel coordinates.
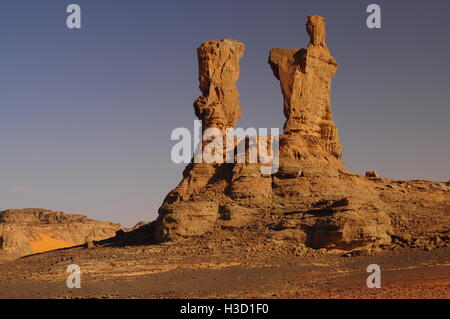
[[194, 39, 244, 132], [270, 15, 344, 174], [153, 39, 248, 241], [152, 16, 395, 250]]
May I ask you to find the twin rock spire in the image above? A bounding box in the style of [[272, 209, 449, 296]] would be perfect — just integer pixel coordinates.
[[194, 15, 342, 161], [152, 16, 369, 244]]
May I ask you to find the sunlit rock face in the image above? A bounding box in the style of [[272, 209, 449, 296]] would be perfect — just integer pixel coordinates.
[[194, 38, 244, 133], [269, 15, 342, 165]]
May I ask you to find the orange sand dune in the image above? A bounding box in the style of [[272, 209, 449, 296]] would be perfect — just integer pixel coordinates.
[[30, 233, 75, 253]]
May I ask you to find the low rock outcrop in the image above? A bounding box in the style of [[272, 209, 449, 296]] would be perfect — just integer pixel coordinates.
[[0, 208, 121, 257]]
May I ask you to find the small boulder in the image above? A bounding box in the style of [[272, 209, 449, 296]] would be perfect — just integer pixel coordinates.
[[84, 235, 95, 249], [365, 171, 380, 178]]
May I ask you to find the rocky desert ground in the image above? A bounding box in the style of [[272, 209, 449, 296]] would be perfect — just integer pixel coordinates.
[[0, 234, 449, 299], [1, 15, 448, 299]]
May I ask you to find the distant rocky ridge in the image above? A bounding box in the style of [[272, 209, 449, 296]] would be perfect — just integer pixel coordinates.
[[0, 208, 121, 257], [149, 16, 450, 252]]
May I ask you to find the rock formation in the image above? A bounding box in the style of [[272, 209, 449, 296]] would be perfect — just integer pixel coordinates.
[[149, 16, 450, 252], [194, 39, 244, 132], [0, 209, 121, 257], [269, 15, 344, 173], [153, 39, 250, 241]]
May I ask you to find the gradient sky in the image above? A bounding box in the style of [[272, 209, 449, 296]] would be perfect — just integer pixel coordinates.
[[1, 0, 449, 226]]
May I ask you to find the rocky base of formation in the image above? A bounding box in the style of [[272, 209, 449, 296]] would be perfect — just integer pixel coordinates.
[[142, 174, 450, 253], [0, 208, 121, 257]]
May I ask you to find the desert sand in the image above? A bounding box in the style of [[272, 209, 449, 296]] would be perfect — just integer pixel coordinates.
[[29, 234, 75, 254]]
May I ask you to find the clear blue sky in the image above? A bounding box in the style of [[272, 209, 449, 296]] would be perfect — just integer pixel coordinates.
[[1, 0, 449, 226]]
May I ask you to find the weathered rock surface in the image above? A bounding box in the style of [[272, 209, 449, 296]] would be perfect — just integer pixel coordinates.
[[269, 16, 342, 161], [0, 231, 31, 255], [150, 15, 449, 252], [194, 38, 244, 132], [0, 209, 121, 257], [155, 201, 219, 239]]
